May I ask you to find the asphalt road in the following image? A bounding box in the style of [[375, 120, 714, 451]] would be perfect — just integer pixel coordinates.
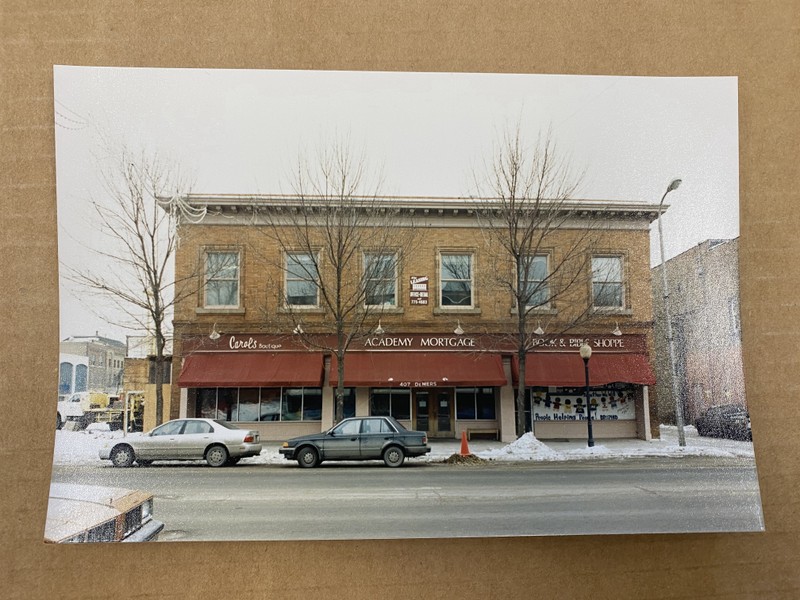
[[51, 457, 764, 541]]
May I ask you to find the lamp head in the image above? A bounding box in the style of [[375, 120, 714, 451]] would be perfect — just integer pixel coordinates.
[[667, 179, 682, 192], [579, 341, 592, 360]]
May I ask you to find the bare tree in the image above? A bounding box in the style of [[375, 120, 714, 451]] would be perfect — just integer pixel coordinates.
[[473, 125, 600, 437], [65, 149, 197, 426], [251, 141, 415, 423]]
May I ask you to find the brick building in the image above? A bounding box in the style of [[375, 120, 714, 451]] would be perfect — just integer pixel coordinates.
[[168, 195, 663, 442], [652, 238, 744, 425]]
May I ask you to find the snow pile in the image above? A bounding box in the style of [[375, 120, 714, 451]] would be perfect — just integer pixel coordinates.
[[52, 429, 142, 465], [480, 432, 560, 462], [560, 444, 614, 459]]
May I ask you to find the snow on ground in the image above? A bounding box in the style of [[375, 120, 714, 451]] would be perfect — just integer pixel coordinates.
[[51, 423, 755, 467]]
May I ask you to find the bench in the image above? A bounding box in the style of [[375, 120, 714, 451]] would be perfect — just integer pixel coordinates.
[[466, 428, 499, 441]]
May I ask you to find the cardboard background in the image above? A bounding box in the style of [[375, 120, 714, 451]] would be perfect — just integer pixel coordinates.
[[2, 2, 798, 598]]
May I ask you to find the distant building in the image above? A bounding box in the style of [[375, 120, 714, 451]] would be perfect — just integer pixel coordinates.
[[59, 334, 126, 394], [652, 238, 745, 425], [122, 335, 173, 430]]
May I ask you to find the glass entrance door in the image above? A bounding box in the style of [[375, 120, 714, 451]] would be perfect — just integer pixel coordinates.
[[414, 388, 454, 438]]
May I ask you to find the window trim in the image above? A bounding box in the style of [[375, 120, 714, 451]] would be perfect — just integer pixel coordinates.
[[203, 248, 242, 309], [591, 254, 626, 311], [438, 251, 475, 309], [521, 253, 551, 310], [284, 250, 321, 309], [363, 251, 399, 308]]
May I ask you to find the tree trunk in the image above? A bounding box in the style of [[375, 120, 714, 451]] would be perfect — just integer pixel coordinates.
[[516, 348, 528, 437], [335, 350, 345, 423]]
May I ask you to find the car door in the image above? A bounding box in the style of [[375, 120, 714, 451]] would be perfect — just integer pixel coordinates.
[[137, 420, 186, 459], [323, 419, 362, 459], [181, 420, 215, 459], [359, 417, 394, 459]]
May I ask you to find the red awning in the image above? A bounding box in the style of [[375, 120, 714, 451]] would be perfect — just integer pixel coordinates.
[[178, 352, 324, 387], [330, 352, 508, 387], [513, 353, 656, 387]]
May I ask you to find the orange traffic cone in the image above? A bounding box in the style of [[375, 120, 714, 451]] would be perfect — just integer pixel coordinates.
[[460, 431, 471, 456]]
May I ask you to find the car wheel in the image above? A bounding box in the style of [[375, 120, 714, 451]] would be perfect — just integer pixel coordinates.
[[56, 413, 63, 430], [383, 446, 405, 468], [110, 445, 135, 468], [205, 445, 229, 467], [296, 446, 319, 468]]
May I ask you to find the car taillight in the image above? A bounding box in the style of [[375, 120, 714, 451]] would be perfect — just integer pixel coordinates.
[[422, 435, 428, 444], [244, 434, 255, 443]]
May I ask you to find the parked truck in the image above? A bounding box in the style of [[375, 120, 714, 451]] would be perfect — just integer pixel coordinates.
[[56, 391, 144, 432]]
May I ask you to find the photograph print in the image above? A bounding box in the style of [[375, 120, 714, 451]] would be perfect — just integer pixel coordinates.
[[48, 67, 762, 542]]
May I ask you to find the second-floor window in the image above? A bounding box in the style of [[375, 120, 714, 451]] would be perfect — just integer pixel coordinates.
[[205, 251, 240, 307], [364, 252, 397, 307], [440, 253, 473, 307], [522, 254, 549, 308], [285, 252, 319, 307], [592, 255, 624, 309]]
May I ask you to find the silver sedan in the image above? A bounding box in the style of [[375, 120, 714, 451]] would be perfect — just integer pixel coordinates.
[[99, 418, 262, 467]]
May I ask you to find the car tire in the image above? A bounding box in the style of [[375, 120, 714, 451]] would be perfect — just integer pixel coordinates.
[[110, 445, 135, 468], [205, 445, 229, 467], [383, 446, 405, 468], [296, 446, 319, 468]]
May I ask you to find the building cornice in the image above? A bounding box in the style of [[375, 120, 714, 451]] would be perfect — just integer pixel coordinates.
[[167, 193, 667, 224]]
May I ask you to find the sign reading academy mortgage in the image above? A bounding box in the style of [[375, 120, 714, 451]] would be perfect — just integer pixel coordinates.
[[363, 336, 477, 348], [188, 333, 645, 354]]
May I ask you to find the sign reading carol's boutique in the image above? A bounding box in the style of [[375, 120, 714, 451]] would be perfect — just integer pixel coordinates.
[[186, 333, 647, 354]]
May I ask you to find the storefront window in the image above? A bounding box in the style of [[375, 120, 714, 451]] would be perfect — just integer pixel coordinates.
[[237, 388, 260, 421], [195, 386, 324, 422], [197, 388, 218, 419], [302, 388, 322, 420], [522, 384, 636, 422], [456, 387, 496, 420], [260, 388, 281, 421], [369, 388, 411, 420], [335, 388, 356, 419], [217, 388, 237, 420], [281, 388, 303, 421]]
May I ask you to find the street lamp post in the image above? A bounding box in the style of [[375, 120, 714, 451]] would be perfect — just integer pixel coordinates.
[[580, 342, 595, 448], [657, 178, 686, 447]]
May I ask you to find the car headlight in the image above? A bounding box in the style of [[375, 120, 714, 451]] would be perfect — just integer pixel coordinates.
[[141, 499, 153, 521], [282, 442, 289, 448]]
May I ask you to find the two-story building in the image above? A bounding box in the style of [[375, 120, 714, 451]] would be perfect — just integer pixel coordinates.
[[652, 238, 745, 425], [168, 195, 663, 443]]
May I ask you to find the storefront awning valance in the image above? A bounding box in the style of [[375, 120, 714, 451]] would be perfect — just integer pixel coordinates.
[[330, 352, 508, 387], [178, 352, 324, 388], [513, 353, 656, 387]]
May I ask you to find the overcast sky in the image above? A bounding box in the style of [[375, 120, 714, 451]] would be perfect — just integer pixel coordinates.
[[54, 67, 739, 342]]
